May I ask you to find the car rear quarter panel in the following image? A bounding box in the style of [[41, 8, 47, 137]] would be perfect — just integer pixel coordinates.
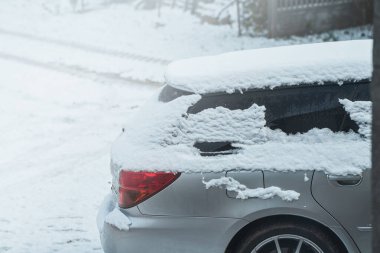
[[137, 170, 360, 253]]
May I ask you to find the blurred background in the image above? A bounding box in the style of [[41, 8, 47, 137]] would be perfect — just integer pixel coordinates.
[[0, 1, 373, 253], [0, 0, 373, 84]]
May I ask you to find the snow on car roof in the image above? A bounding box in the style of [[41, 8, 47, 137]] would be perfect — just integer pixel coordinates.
[[165, 40, 372, 94]]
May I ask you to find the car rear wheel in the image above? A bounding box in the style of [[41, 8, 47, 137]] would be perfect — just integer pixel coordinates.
[[251, 234, 322, 253], [233, 221, 344, 253]]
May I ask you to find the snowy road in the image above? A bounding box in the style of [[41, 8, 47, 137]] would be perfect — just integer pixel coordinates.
[[0, 57, 156, 253], [0, 29, 167, 85], [0, 28, 169, 64]]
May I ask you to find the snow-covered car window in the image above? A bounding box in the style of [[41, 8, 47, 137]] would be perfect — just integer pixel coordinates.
[[185, 80, 371, 134]]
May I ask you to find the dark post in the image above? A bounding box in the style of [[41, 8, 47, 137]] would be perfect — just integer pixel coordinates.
[[191, 0, 198, 15], [157, 0, 162, 17], [184, 0, 189, 12], [267, 0, 277, 38], [373, 0, 380, 252], [236, 0, 241, 36]]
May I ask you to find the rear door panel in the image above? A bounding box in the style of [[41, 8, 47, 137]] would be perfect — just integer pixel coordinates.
[[311, 170, 371, 253]]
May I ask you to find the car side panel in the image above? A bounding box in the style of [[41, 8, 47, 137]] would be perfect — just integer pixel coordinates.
[[137, 170, 360, 253], [138, 171, 265, 217], [100, 210, 248, 253]]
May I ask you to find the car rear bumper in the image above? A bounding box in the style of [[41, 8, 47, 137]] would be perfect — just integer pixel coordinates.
[[98, 194, 247, 253]]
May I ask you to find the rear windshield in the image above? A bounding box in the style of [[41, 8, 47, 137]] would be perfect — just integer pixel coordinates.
[[159, 81, 371, 134]]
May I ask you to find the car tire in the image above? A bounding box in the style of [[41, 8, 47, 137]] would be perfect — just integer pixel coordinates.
[[233, 220, 344, 253]]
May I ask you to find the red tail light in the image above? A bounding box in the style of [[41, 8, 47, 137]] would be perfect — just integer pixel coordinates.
[[118, 171, 180, 208]]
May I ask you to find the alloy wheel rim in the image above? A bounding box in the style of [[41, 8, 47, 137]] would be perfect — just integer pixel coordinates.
[[251, 234, 324, 253]]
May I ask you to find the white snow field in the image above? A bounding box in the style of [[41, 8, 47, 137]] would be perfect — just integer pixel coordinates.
[[0, 58, 156, 253]]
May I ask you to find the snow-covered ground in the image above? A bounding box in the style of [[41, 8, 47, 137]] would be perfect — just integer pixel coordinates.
[[0, 58, 156, 253], [0, 0, 372, 252]]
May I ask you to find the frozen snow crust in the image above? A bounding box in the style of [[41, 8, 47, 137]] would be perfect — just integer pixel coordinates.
[[165, 40, 372, 94], [111, 92, 371, 177], [203, 177, 301, 201]]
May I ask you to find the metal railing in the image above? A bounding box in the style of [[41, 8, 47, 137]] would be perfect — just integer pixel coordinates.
[[276, 0, 354, 10], [266, 0, 372, 37]]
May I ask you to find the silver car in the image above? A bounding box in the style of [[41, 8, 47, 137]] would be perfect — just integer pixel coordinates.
[[98, 42, 372, 253]]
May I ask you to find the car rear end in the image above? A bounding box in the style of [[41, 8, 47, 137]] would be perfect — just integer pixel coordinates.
[[97, 87, 247, 253], [98, 170, 247, 253]]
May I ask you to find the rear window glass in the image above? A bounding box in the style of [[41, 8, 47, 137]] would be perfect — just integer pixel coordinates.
[[159, 81, 370, 134]]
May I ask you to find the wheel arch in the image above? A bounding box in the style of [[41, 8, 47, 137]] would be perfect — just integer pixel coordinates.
[[225, 214, 348, 253]]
